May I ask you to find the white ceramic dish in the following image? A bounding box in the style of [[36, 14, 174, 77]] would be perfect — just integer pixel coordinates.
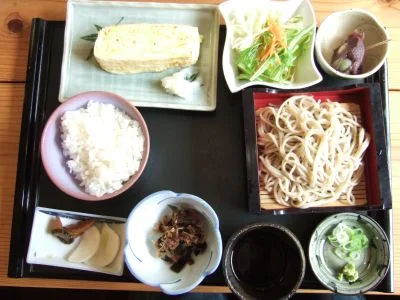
[[125, 191, 223, 295], [27, 207, 126, 276], [219, 0, 322, 93], [59, 0, 220, 111], [309, 213, 390, 294], [315, 9, 389, 79]]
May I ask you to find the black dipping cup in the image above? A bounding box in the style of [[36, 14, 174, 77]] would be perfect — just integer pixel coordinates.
[[223, 223, 305, 300]]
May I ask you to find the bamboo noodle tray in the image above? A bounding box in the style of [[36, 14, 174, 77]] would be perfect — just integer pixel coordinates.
[[243, 86, 391, 214], [259, 103, 367, 210]]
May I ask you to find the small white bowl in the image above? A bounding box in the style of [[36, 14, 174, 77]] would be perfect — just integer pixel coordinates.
[[219, 0, 322, 93], [125, 191, 222, 295], [315, 9, 389, 79]]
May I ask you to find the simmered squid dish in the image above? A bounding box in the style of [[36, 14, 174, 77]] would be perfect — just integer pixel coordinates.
[[256, 95, 370, 208]]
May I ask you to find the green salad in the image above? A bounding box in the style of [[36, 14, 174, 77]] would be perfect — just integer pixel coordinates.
[[229, 10, 313, 83]]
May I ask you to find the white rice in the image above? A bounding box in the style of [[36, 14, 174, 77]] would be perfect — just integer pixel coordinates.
[[60, 101, 145, 197]]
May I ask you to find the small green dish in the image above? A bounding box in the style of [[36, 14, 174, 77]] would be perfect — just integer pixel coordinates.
[[309, 213, 390, 295]]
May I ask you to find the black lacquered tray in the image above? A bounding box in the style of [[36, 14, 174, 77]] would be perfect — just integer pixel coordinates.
[[8, 19, 394, 293]]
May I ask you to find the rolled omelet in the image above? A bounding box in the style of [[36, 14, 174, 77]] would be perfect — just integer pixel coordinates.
[[94, 24, 201, 74]]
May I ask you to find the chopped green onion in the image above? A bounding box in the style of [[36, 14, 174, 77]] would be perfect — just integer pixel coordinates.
[[327, 223, 369, 262]]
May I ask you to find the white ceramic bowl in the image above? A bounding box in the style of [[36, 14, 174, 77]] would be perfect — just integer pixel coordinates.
[[219, 0, 322, 93], [125, 191, 223, 295], [315, 9, 389, 79]]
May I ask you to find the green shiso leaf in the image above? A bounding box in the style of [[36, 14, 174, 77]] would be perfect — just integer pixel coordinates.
[[81, 17, 125, 60]]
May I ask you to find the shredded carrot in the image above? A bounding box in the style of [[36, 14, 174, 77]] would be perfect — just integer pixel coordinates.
[[260, 40, 275, 61], [268, 16, 287, 48], [258, 16, 287, 63]]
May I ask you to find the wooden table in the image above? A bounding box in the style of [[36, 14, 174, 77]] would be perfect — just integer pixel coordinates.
[[0, 0, 399, 295]]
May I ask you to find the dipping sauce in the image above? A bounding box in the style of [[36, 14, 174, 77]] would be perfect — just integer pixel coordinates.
[[227, 225, 305, 299]]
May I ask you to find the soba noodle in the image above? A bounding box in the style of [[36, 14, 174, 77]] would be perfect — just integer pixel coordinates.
[[256, 95, 370, 208]]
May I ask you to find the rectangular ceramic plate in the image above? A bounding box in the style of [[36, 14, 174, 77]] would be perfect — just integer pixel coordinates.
[[243, 84, 391, 214], [27, 207, 126, 276], [59, 0, 220, 111]]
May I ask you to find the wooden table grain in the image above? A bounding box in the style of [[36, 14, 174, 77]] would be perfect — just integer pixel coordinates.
[[0, 0, 399, 295]]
